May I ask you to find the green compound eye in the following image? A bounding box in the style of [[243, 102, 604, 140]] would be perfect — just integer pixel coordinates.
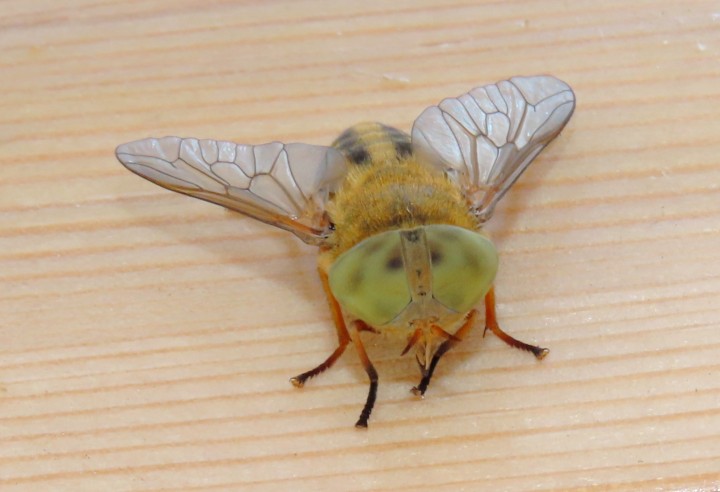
[[329, 230, 411, 326], [329, 225, 498, 327], [425, 225, 498, 313]]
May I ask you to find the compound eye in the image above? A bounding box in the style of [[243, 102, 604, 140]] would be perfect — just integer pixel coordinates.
[[425, 225, 498, 313], [328, 230, 411, 326]]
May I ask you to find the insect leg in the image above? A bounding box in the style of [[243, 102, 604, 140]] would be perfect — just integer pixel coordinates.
[[412, 309, 479, 396], [483, 287, 549, 359], [401, 327, 423, 356], [290, 268, 351, 388], [352, 320, 379, 428]]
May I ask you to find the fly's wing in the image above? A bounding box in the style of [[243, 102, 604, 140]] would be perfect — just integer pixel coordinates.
[[116, 137, 348, 245], [411, 75, 575, 222]]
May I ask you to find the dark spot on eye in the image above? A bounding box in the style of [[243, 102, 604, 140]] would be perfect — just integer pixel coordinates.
[[350, 268, 364, 289], [386, 256, 403, 270], [430, 250, 443, 264]]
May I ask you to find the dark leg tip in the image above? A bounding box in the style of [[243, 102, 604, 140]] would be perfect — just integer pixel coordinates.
[[533, 347, 550, 360], [289, 376, 305, 388], [355, 419, 368, 429]]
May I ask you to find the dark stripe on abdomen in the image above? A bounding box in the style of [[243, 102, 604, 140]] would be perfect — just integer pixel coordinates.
[[380, 123, 413, 159], [333, 127, 371, 165], [333, 122, 413, 166]]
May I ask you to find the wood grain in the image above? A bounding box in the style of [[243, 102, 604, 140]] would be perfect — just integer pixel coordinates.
[[2, 1, 720, 490]]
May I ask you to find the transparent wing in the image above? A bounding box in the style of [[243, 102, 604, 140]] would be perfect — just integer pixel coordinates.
[[411, 75, 575, 222], [116, 136, 348, 245]]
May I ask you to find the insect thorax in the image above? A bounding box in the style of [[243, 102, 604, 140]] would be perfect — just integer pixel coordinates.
[[326, 122, 479, 257]]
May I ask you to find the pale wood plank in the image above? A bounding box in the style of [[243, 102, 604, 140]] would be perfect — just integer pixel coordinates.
[[1, 0, 720, 490]]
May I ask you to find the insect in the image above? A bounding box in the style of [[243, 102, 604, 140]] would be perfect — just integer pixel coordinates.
[[116, 75, 575, 427]]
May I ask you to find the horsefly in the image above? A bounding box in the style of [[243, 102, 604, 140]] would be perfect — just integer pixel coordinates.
[[116, 75, 575, 427]]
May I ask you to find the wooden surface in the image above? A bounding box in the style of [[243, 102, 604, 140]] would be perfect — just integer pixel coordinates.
[[2, 1, 720, 490]]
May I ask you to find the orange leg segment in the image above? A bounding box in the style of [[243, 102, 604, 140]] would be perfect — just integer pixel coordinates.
[[483, 287, 549, 360], [290, 268, 351, 388]]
